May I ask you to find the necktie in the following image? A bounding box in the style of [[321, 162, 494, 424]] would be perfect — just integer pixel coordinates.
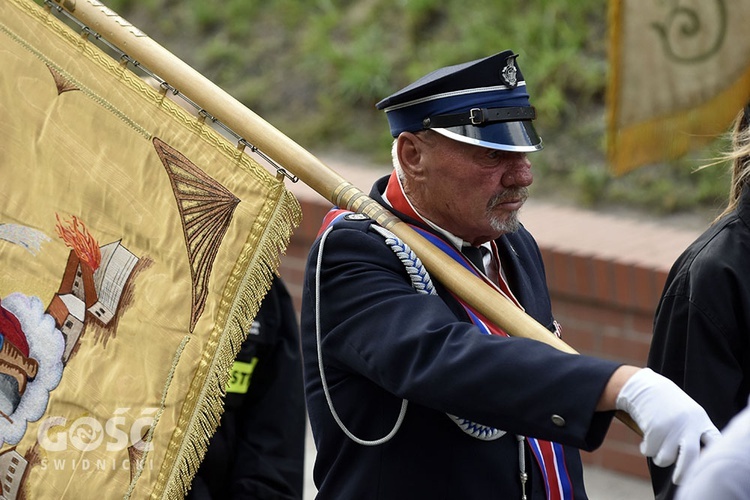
[[464, 245, 520, 307], [462, 245, 486, 273]]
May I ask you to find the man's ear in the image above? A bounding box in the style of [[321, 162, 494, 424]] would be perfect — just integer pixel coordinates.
[[397, 132, 425, 177]]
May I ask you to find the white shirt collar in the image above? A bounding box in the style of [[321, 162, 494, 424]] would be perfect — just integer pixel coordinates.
[[383, 188, 492, 253]]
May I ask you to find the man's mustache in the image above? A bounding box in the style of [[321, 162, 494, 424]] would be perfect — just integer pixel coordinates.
[[488, 187, 529, 209]]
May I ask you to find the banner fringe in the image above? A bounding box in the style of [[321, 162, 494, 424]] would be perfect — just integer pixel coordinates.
[[160, 188, 301, 499]]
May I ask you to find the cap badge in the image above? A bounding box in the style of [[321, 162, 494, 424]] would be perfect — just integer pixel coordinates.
[[500, 55, 519, 88]]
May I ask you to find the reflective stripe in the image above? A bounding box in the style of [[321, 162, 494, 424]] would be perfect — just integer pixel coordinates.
[[226, 358, 258, 394]]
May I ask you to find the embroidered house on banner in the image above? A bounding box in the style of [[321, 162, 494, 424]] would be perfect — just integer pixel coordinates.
[[48, 236, 139, 363]]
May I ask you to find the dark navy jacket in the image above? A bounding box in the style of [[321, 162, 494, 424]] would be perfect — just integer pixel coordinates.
[[301, 176, 621, 499], [648, 185, 750, 499]]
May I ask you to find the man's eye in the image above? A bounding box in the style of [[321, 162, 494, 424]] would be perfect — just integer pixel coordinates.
[[486, 150, 499, 160]]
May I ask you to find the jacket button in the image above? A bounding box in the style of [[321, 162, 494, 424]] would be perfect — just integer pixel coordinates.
[[551, 414, 566, 427]]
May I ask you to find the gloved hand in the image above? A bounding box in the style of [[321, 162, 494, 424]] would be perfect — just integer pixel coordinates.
[[615, 368, 721, 484]]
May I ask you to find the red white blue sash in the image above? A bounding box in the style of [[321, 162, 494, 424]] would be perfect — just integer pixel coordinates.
[[527, 439, 573, 500]]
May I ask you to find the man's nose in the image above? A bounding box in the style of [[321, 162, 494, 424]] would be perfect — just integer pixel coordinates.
[[501, 154, 533, 188]]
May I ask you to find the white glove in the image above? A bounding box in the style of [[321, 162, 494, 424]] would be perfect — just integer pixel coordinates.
[[615, 368, 721, 484]]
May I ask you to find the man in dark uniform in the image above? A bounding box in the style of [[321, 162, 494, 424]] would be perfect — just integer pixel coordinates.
[[188, 277, 306, 499], [300, 51, 720, 499]]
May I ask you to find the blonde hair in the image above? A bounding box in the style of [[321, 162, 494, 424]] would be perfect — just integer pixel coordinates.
[[714, 106, 750, 222]]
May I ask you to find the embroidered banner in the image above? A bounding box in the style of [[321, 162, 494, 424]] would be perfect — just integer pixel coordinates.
[[607, 0, 750, 174], [0, 0, 301, 498]]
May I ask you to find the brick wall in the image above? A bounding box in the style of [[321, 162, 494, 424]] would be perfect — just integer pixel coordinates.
[[542, 248, 668, 478], [278, 163, 702, 481]]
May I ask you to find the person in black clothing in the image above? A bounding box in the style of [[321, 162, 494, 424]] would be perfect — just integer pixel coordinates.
[[188, 277, 306, 499], [648, 105, 750, 499]]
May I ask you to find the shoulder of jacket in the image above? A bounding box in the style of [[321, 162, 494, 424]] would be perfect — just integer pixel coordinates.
[[328, 212, 377, 232]]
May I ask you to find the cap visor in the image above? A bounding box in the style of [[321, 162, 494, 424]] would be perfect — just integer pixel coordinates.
[[434, 121, 542, 152]]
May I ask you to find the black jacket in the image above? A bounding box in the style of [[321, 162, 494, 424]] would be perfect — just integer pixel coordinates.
[[301, 175, 621, 499], [188, 277, 306, 499], [648, 186, 750, 499]]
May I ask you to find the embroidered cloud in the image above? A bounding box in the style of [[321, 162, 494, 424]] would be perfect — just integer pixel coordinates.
[[0, 223, 51, 256], [0, 292, 64, 445]]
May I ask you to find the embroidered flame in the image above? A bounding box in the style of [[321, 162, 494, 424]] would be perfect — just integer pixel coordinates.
[[55, 214, 101, 271]]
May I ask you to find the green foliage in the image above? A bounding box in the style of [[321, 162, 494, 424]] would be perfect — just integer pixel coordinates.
[[99, 0, 729, 217]]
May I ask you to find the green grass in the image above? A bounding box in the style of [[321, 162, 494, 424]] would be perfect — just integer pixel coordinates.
[[99, 0, 732, 218]]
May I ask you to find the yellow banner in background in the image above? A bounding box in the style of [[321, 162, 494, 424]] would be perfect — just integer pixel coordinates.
[[0, 0, 301, 498], [607, 0, 750, 175]]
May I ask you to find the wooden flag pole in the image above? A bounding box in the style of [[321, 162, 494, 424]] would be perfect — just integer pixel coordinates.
[[49, 0, 640, 435]]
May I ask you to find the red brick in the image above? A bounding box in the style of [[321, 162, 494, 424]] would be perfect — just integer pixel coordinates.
[[632, 265, 658, 312], [632, 311, 656, 337], [591, 257, 614, 303], [557, 299, 629, 331], [601, 332, 650, 365], [612, 260, 635, 309], [540, 248, 556, 284], [570, 252, 596, 299], [558, 324, 599, 355], [549, 250, 574, 294], [279, 262, 306, 289], [653, 269, 669, 292]]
